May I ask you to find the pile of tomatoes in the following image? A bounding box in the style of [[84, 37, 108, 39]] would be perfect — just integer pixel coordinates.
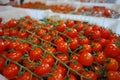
[[13, 1, 120, 18], [0, 16, 120, 80], [77, 6, 119, 18]]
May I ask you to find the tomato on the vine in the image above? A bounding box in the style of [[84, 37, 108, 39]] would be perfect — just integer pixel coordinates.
[[3, 64, 19, 79], [7, 19, 17, 27], [69, 38, 78, 50], [30, 48, 43, 60], [79, 51, 93, 66], [107, 71, 120, 80], [16, 72, 31, 80], [0, 57, 5, 70]]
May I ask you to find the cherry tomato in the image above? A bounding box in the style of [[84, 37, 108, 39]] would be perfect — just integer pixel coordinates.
[[45, 46, 56, 53], [92, 42, 102, 52], [37, 28, 47, 37], [65, 28, 78, 38], [106, 58, 119, 71], [34, 63, 51, 76], [78, 36, 90, 45], [42, 54, 55, 67], [66, 74, 77, 80], [0, 39, 5, 51], [79, 51, 93, 66], [56, 54, 69, 63], [30, 48, 43, 60], [100, 28, 110, 39], [84, 26, 93, 36], [69, 38, 78, 50], [107, 71, 120, 80], [54, 36, 64, 45], [56, 23, 66, 32], [81, 71, 97, 80], [0, 57, 5, 70], [104, 43, 120, 57], [7, 51, 23, 61], [66, 20, 74, 28], [74, 22, 84, 32], [80, 44, 92, 53], [69, 61, 83, 74], [91, 30, 101, 40], [16, 72, 31, 80], [8, 40, 20, 50], [10, 29, 18, 36], [3, 64, 19, 79], [94, 52, 106, 64], [18, 31, 28, 38], [56, 41, 68, 53], [7, 19, 17, 27], [42, 34, 52, 41]]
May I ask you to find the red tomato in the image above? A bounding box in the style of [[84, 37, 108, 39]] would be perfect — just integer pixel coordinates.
[[0, 39, 5, 51], [37, 28, 47, 37], [30, 48, 43, 60], [10, 29, 18, 36], [31, 37, 40, 44], [3, 64, 19, 79], [67, 74, 77, 80], [94, 52, 106, 64], [93, 65, 102, 78], [74, 22, 84, 32], [66, 20, 74, 28], [100, 28, 110, 39], [55, 65, 66, 77], [18, 31, 28, 38], [79, 51, 93, 66], [92, 42, 102, 52], [16, 43, 30, 54], [8, 40, 20, 50], [91, 30, 101, 40], [3, 27, 10, 36], [107, 71, 120, 80], [98, 38, 107, 46], [56, 54, 69, 63], [84, 26, 93, 35], [56, 23, 66, 32], [106, 58, 119, 71], [4, 39, 11, 50], [81, 71, 97, 80], [16, 72, 31, 80], [104, 43, 120, 57], [80, 44, 92, 53], [42, 54, 55, 66], [65, 28, 78, 38], [56, 41, 68, 53], [0, 57, 5, 70], [78, 36, 90, 45], [7, 19, 17, 27], [69, 38, 78, 50], [7, 51, 23, 61], [71, 54, 79, 61], [0, 27, 3, 36], [42, 34, 52, 41], [54, 36, 64, 45], [34, 63, 51, 76], [69, 61, 83, 74], [45, 46, 56, 53], [103, 9, 111, 17]]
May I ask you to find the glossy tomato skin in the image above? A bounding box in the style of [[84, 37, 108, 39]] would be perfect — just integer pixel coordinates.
[[94, 52, 106, 65], [69, 38, 78, 50], [106, 58, 119, 71], [65, 28, 78, 38], [104, 43, 120, 57], [107, 71, 120, 80], [34, 63, 51, 76], [16, 72, 31, 80], [54, 36, 64, 45], [56, 54, 68, 63], [69, 61, 83, 74], [81, 71, 97, 80], [56, 41, 68, 53], [42, 54, 55, 67], [30, 48, 43, 60], [0, 39, 5, 51], [7, 19, 17, 27], [7, 51, 23, 61], [66, 20, 74, 28], [10, 29, 18, 36], [92, 42, 102, 52], [78, 36, 90, 45], [79, 51, 93, 66], [56, 23, 66, 32], [74, 22, 84, 32], [0, 57, 5, 70], [18, 31, 28, 39], [3, 64, 19, 79]]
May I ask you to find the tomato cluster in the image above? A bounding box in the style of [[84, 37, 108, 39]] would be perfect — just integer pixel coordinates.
[[0, 16, 120, 80], [13, 1, 120, 18]]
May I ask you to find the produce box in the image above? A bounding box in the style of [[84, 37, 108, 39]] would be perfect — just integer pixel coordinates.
[[0, 8, 120, 80]]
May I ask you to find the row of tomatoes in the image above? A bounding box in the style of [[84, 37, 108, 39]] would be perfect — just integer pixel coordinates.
[[14, 1, 119, 18], [0, 16, 120, 80]]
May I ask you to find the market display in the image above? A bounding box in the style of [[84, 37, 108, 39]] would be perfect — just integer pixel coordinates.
[[13, 1, 120, 18], [0, 16, 120, 80]]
